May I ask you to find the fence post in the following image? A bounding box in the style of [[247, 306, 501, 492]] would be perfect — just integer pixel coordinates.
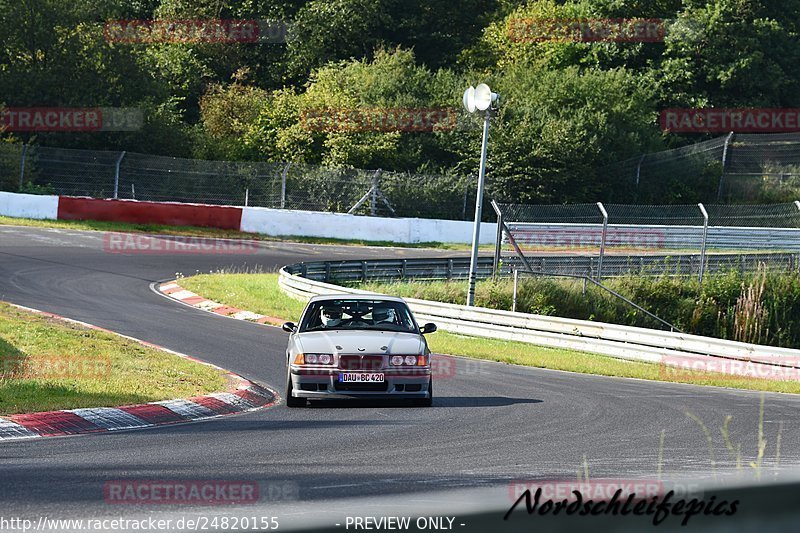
[[113, 151, 126, 199], [795, 202, 800, 272], [716, 131, 734, 201], [596, 202, 608, 280], [635, 153, 646, 191], [280, 162, 291, 209], [244, 188, 249, 207], [512, 269, 519, 313], [698, 203, 709, 282], [18, 144, 28, 190], [493, 209, 503, 274], [370, 169, 382, 216]]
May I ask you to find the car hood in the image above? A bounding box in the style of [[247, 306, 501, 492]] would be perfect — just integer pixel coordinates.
[[296, 330, 424, 355]]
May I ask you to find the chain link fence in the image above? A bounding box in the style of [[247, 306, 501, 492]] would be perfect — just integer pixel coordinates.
[[3, 143, 477, 220], [604, 132, 800, 204], [493, 201, 800, 279]]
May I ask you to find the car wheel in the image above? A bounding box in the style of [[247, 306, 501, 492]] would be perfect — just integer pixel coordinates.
[[286, 376, 306, 408], [412, 381, 433, 407]]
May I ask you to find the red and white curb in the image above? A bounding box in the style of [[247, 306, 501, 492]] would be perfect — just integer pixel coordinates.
[[0, 304, 277, 441], [158, 281, 286, 326]]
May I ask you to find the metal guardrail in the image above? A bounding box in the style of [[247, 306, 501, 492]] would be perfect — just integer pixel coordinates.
[[283, 252, 800, 282], [278, 260, 800, 370], [283, 257, 496, 282], [503, 251, 800, 278], [506, 223, 800, 251]]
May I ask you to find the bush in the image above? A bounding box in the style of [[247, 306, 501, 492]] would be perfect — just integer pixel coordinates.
[[18, 181, 56, 195]]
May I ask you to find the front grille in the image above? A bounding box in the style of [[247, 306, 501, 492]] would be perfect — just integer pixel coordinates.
[[334, 381, 388, 392], [339, 355, 384, 371]]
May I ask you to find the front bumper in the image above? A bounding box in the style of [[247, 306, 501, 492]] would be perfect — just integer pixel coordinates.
[[289, 366, 431, 399]]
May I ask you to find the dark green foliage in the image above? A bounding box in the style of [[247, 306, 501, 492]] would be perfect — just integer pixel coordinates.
[[2, 0, 799, 205]]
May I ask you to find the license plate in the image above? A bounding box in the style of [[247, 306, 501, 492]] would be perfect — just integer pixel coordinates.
[[338, 373, 385, 383]]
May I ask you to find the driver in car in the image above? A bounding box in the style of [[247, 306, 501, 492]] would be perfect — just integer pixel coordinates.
[[320, 307, 343, 328]]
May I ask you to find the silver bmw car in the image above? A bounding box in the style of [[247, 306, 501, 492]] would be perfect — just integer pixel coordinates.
[[282, 294, 437, 407]]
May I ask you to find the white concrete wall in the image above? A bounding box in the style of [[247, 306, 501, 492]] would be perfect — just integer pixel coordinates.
[[0, 192, 59, 220], [0, 191, 498, 244], [241, 206, 497, 244]]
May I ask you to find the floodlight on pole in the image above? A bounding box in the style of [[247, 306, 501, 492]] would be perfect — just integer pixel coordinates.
[[462, 83, 499, 307]]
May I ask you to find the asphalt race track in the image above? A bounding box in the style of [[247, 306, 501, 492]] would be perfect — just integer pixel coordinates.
[[2, 225, 800, 530]]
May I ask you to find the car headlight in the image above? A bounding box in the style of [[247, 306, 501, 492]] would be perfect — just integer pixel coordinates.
[[293, 353, 334, 365], [390, 355, 426, 366]]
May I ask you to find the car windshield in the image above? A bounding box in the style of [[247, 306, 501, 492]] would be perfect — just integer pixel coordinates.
[[299, 299, 417, 333]]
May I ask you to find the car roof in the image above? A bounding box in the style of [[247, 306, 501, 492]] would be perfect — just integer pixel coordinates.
[[308, 293, 408, 304]]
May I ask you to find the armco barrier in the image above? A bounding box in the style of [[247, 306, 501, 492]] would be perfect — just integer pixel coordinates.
[[291, 254, 800, 280], [508, 222, 800, 251], [278, 261, 800, 370]]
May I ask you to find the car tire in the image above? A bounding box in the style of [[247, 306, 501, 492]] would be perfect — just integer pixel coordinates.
[[412, 381, 433, 407], [286, 377, 306, 408]]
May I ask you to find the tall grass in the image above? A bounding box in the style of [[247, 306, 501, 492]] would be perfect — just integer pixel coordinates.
[[359, 267, 800, 349], [733, 266, 768, 344]]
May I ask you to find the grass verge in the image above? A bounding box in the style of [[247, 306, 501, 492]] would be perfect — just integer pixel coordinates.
[[0, 302, 227, 415], [179, 272, 800, 394], [0, 215, 483, 250]]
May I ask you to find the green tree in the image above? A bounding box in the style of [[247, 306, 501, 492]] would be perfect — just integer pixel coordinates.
[[660, 0, 800, 107], [448, 65, 662, 204]]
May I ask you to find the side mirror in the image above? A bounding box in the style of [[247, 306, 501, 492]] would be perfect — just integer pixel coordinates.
[[282, 322, 297, 333], [420, 323, 437, 334]]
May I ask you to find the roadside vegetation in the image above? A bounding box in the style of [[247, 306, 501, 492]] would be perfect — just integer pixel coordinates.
[[0, 303, 226, 415], [361, 267, 800, 349], [179, 272, 800, 394]]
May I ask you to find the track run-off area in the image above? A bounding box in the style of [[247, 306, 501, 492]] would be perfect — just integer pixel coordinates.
[[2, 225, 800, 530]]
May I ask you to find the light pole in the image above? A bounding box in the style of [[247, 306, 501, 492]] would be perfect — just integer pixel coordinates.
[[463, 84, 499, 306]]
